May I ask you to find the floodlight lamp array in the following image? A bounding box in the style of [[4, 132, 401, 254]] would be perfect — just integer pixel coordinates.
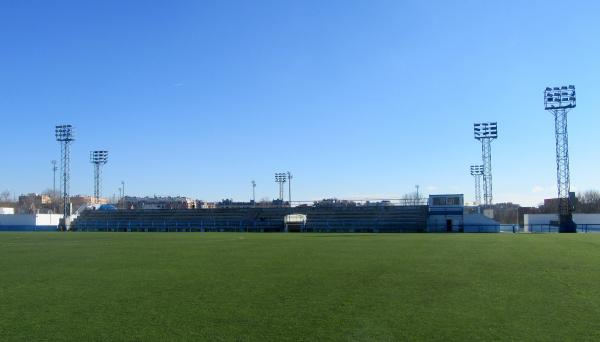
[[90, 150, 109, 164], [544, 85, 576, 110], [470, 165, 484, 175], [275, 173, 287, 182], [55, 125, 75, 142], [474, 122, 498, 140]]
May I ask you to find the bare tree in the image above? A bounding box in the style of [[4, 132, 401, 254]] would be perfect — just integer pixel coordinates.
[[401, 192, 420, 206], [577, 190, 600, 213], [41, 188, 60, 200], [0, 190, 11, 202], [42, 188, 61, 212]]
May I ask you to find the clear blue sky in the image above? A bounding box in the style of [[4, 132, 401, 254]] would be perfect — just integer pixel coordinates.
[[1, 0, 599, 206]]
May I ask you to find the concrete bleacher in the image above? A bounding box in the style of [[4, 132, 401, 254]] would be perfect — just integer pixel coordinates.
[[71, 206, 428, 233]]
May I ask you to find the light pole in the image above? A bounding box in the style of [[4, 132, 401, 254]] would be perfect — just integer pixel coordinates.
[[544, 85, 577, 233], [121, 180, 125, 209], [51, 160, 57, 211], [287, 171, 293, 207], [415, 185, 420, 204], [275, 173, 287, 205], [90, 151, 108, 204], [470, 165, 484, 206], [251, 180, 256, 205], [51, 160, 57, 195], [55, 124, 74, 230], [474, 122, 498, 206]]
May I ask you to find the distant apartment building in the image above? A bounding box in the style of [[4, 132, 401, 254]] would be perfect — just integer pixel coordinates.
[[197, 201, 216, 209], [214, 199, 256, 208], [70, 195, 108, 209], [18, 193, 52, 213], [542, 192, 577, 213], [122, 196, 196, 210]]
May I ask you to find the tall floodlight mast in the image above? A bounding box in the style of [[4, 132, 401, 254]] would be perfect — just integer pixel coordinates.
[[470, 165, 484, 205], [55, 124, 74, 230], [90, 151, 108, 203], [275, 173, 287, 203], [474, 122, 498, 206], [544, 85, 577, 233], [251, 180, 256, 205]]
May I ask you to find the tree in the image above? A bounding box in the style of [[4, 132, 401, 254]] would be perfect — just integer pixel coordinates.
[[576, 190, 600, 213], [401, 192, 421, 206], [41, 188, 61, 212], [41, 188, 60, 200], [0, 190, 11, 202]]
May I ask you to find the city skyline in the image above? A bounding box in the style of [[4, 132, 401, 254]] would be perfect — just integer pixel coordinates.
[[2, 1, 600, 206]]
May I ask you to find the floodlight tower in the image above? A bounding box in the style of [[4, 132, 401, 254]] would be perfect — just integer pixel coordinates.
[[55, 124, 75, 225], [251, 180, 256, 204], [470, 165, 484, 205], [90, 150, 108, 203], [474, 122, 498, 206], [287, 171, 293, 207], [275, 173, 287, 202], [544, 85, 577, 233]]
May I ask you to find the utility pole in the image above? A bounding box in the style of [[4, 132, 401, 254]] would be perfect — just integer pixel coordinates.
[[121, 180, 125, 209], [287, 171, 293, 207], [52, 160, 57, 211], [415, 184, 420, 204], [52, 160, 57, 195]]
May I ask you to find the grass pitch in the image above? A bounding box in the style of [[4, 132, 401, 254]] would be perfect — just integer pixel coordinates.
[[1, 233, 600, 341]]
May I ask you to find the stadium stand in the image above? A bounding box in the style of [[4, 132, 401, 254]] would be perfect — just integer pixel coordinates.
[[71, 206, 428, 233]]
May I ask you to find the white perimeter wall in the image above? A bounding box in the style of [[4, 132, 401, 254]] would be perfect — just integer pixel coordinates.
[[0, 214, 63, 226], [572, 214, 600, 224], [0, 208, 15, 214], [0, 214, 36, 225], [524, 214, 600, 231], [523, 214, 558, 226], [35, 214, 63, 226]]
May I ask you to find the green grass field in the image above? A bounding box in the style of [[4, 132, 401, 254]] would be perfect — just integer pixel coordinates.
[[1, 233, 600, 341]]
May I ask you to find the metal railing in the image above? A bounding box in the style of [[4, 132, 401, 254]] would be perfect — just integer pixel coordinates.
[[71, 219, 600, 233]]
